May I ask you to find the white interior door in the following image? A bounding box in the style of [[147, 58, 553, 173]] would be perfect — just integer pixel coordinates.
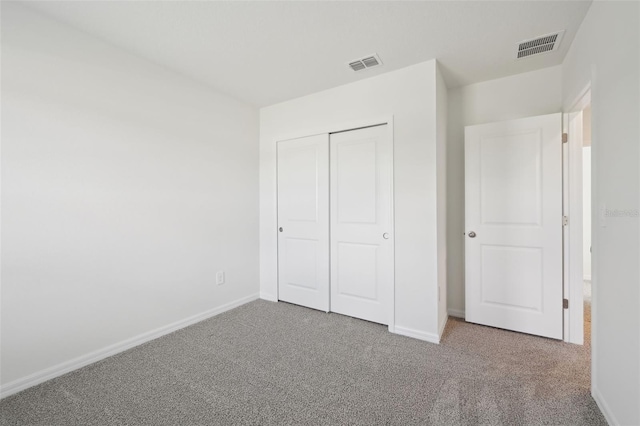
[[330, 125, 393, 325], [277, 134, 329, 312], [465, 113, 563, 339]]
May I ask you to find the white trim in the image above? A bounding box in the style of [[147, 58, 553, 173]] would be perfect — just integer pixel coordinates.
[[393, 325, 440, 344], [438, 314, 449, 339], [259, 292, 278, 302], [0, 293, 259, 399], [386, 118, 396, 333], [562, 86, 591, 346], [448, 309, 465, 319], [592, 386, 619, 426], [271, 115, 395, 147], [566, 83, 592, 114], [562, 113, 570, 342], [583, 275, 592, 282], [587, 73, 597, 411], [563, 109, 586, 345]]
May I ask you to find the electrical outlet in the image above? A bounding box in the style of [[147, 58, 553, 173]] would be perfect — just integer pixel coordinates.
[[216, 271, 225, 285]]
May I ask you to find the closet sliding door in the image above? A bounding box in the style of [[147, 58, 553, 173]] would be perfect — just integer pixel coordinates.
[[330, 125, 393, 325], [277, 135, 330, 312]]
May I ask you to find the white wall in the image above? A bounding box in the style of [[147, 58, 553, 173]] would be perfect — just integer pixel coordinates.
[[562, 2, 640, 424], [583, 146, 592, 280], [1, 4, 259, 390], [446, 66, 563, 316], [260, 60, 445, 342]]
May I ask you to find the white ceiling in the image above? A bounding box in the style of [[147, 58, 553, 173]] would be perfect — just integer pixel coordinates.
[[23, 1, 592, 107]]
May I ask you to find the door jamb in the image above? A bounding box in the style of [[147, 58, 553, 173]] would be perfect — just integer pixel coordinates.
[[563, 86, 591, 344]]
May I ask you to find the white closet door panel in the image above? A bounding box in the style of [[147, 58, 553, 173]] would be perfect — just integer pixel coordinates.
[[330, 125, 393, 325], [277, 134, 329, 312]]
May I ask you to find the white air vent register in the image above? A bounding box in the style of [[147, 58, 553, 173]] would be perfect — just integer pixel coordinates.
[[348, 54, 383, 71], [516, 31, 565, 59]]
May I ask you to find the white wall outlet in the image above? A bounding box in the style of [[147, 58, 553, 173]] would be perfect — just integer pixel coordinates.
[[216, 271, 225, 285]]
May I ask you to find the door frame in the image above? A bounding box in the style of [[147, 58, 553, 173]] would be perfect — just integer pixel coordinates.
[[563, 85, 591, 345], [273, 115, 396, 332]]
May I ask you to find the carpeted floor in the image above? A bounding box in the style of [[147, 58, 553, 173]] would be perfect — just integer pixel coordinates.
[[0, 298, 604, 425]]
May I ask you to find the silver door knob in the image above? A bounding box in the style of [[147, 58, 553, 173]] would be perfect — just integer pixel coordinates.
[[279, 227, 283, 232], [383, 233, 390, 239], [468, 231, 476, 238]]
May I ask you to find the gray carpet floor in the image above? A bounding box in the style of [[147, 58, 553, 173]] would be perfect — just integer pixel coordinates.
[[0, 298, 605, 425]]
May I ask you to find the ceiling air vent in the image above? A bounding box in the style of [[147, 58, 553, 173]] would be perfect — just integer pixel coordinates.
[[516, 30, 565, 59], [348, 54, 383, 72]]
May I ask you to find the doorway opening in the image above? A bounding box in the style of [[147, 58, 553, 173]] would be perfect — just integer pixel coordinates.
[[564, 86, 591, 346], [581, 104, 592, 344], [565, 89, 594, 399]]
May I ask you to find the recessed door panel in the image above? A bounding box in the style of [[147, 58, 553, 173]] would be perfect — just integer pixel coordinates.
[[465, 113, 562, 339], [480, 131, 542, 226], [336, 139, 377, 224], [284, 238, 318, 290], [336, 242, 379, 300], [278, 146, 320, 223], [481, 245, 543, 312]]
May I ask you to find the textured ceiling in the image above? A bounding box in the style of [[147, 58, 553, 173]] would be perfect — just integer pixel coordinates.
[[22, 1, 592, 107]]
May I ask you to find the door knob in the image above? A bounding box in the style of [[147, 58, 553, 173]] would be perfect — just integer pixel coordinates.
[[383, 233, 390, 239], [468, 231, 476, 238], [279, 227, 283, 232]]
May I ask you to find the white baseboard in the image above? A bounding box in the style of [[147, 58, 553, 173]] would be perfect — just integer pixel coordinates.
[[592, 386, 619, 426], [259, 292, 278, 302], [0, 293, 259, 400], [393, 325, 440, 344], [448, 308, 465, 319]]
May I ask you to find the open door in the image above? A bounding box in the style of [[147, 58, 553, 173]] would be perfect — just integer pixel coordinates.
[[465, 113, 563, 339]]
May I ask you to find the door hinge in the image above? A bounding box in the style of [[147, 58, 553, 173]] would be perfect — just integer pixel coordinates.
[[562, 133, 568, 143], [563, 298, 569, 309], [563, 216, 568, 226]]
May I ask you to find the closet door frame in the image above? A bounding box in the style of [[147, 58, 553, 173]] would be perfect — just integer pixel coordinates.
[[274, 116, 395, 332]]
